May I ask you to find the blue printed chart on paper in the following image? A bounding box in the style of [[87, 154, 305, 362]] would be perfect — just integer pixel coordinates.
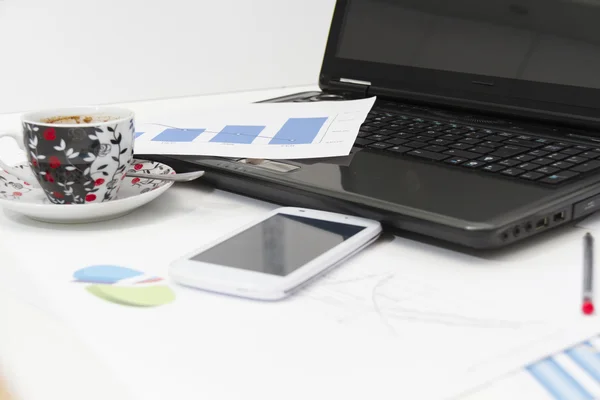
[[133, 97, 376, 159]]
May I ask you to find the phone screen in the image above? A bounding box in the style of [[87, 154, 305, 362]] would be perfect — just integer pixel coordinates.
[[189, 213, 366, 276]]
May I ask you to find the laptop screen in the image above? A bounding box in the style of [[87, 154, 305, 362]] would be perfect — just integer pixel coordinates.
[[330, 0, 600, 119]]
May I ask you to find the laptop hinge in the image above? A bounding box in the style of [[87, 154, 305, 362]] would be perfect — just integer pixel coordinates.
[[327, 78, 371, 97]]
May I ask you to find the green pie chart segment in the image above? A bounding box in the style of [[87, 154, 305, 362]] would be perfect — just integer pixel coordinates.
[[86, 285, 175, 307]]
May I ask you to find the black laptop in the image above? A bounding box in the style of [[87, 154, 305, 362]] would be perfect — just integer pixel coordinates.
[[152, 0, 600, 249]]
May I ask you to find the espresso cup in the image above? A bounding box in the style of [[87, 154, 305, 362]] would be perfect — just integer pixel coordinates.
[[0, 107, 135, 204]]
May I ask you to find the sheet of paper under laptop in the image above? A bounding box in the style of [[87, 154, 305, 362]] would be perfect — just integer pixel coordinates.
[[133, 97, 376, 159]]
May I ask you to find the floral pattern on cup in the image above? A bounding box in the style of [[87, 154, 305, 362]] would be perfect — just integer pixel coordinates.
[[23, 118, 135, 205]]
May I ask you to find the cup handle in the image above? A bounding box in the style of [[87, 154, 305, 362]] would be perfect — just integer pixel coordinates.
[[0, 131, 40, 187]]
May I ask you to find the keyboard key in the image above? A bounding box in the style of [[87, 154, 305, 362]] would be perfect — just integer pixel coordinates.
[[486, 135, 508, 142], [468, 146, 494, 154], [506, 139, 542, 148], [459, 138, 482, 145], [442, 134, 461, 140], [536, 166, 560, 174], [520, 172, 545, 180], [498, 132, 514, 138], [551, 161, 574, 169], [532, 158, 553, 165], [366, 134, 391, 142], [387, 145, 411, 154], [543, 145, 564, 152], [354, 138, 374, 147], [565, 156, 589, 164], [482, 164, 505, 172], [405, 127, 425, 134], [407, 149, 450, 161], [420, 130, 445, 138], [423, 145, 448, 153], [540, 171, 579, 184], [405, 141, 429, 148], [412, 123, 431, 129], [445, 128, 470, 135], [384, 138, 409, 146], [490, 145, 528, 158], [450, 143, 473, 150], [516, 135, 532, 140], [580, 151, 600, 159], [534, 138, 552, 144], [444, 149, 480, 160], [385, 124, 403, 130], [514, 154, 535, 162], [464, 132, 489, 139], [413, 135, 433, 142], [426, 125, 448, 132], [571, 160, 600, 173], [479, 155, 501, 163], [499, 159, 521, 167], [445, 157, 467, 165], [546, 153, 568, 161], [463, 160, 486, 168], [518, 163, 539, 171], [394, 132, 415, 139], [480, 141, 504, 148], [367, 142, 393, 150], [575, 145, 591, 151], [560, 148, 583, 156], [369, 121, 386, 127], [375, 129, 395, 135], [528, 149, 549, 157], [501, 168, 525, 176], [431, 139, 452, 146]]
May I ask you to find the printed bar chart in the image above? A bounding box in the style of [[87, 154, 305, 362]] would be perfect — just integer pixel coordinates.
[[152, 128, 205, 142], [269, 117, 328, 144], [135, 132, 144, 138], [210, 125, 266, 144]]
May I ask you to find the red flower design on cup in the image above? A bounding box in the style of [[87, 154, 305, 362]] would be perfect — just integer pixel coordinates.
[[95, 178, 105, 186], [53, 191, 64, 199], [43, 128, 56, 141], [44, 173, 55, 183], [31, 160, 38, 167], [131, 177, 140, 184], [85, 194, 96, 202], [13, 192, 22, 197], [134, 163, 144, 170], [48, 156, 61, 169]]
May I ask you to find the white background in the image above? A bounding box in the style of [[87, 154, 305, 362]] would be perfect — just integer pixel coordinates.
[[0, 0, 335, 114]]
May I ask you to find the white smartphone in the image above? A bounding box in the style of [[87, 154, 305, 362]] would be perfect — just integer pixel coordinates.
[[169, 207, 382, 300]]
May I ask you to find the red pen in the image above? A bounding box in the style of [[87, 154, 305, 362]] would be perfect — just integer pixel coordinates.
[[582, 232, 595, 315]]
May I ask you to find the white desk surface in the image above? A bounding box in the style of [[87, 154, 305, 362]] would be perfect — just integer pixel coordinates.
[[0, 86, 597, 400]]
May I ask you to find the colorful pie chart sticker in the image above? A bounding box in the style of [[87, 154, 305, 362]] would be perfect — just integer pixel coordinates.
[[73, 265, 175, 307]]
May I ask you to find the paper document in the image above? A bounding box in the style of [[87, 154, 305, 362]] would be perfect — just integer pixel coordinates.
[[133, 97, 376, 159]]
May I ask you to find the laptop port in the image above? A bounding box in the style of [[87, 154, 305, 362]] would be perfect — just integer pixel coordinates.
[[513, 226, 521, 237], [553, 211, 566, 222], [525, 222, 533, 232], [536, 218, 548, 230]]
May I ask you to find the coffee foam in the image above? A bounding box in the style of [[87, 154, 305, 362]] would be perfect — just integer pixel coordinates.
[[41, 115, 119, 125]]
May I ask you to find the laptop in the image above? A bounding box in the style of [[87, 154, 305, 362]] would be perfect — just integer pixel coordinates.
[[151, 0, 600, 249]]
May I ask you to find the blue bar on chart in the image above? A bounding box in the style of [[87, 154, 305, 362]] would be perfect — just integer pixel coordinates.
[[152, 128, 205, 142], [210, 125, 265, 145], [135, 132, 144, 138], [566, 343, 600, 382], [269, 117, 328, 145], [527, 358, 594, 400]]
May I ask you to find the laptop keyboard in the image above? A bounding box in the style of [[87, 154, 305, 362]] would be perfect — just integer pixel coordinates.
[[356, 108, 600, 185]]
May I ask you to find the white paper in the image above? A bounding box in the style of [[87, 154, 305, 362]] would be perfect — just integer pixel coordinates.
[[133, 97, 376, 159], [1, 203, 600, 400]]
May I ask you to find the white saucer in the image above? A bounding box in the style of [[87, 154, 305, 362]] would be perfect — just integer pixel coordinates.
[[0, 159, 175, 223]]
